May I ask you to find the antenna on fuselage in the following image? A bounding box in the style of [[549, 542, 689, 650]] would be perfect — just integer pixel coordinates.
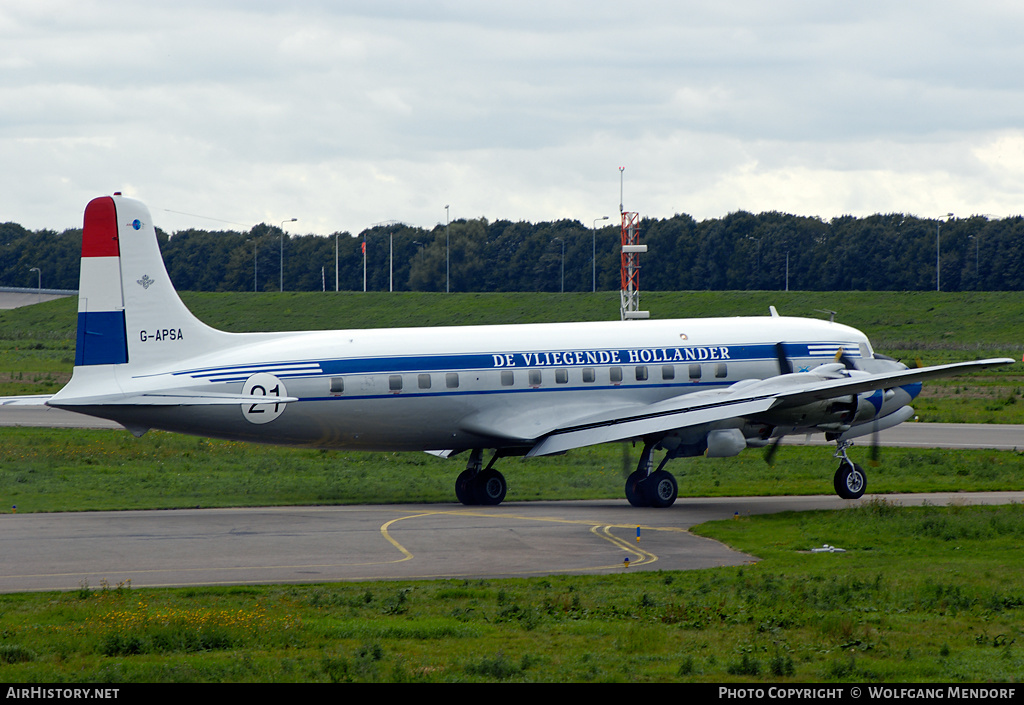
[[815, 309, 837, 323]]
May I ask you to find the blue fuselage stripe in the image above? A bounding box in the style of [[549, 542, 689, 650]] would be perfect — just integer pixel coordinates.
[[170, 341, 861, 380]]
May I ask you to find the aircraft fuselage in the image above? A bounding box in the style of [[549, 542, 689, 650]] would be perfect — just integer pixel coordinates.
[[57, 315, 880, 452]]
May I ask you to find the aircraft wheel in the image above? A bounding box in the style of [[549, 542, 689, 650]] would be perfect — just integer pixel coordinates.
[[455, 470, 476, 505], [624, 469, 651, 507], [474, 468, 507, 506], [833, 461, 866, 500], [644, 470, 678, 508]]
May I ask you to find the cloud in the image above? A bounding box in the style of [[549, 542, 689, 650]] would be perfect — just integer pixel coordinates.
[[2, 1, 1024, 237]]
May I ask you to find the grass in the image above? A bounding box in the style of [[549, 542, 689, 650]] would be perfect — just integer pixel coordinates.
[[1, 427, 1022, 513], [1, 501, 1023, 682]]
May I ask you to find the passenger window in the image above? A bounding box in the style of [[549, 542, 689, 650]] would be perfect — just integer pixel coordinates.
[[635, 366, 648, 381], [418, 374, 431, 390], [661, 365, 675, 380], [330, 377, 344, 394], [610, 367, 622, 383], [446, 372, 460, 389], [501, 370, 515, 386], [689, 364, 701, 380], [529, 370, 542, 387], [582, 367, 596, 383], [555, 368, 569, 384], [715, 363, 728, 378], [389, 375, 403, 392]]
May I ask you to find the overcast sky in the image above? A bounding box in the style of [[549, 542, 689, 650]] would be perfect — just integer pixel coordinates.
[[3, 1, 1024, 236]]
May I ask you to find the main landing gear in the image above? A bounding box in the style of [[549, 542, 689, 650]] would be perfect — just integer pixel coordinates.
[[624, 442, 678, 508], [455, 449, 508, 506], [832, 440, 867, 499]]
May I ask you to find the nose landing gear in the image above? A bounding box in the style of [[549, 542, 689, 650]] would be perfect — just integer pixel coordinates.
[[833, 440, 867, 499]]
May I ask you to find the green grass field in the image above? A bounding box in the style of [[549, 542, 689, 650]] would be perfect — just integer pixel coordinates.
[[1, 427, 1022, 513], [1, 290, 1023, 682]]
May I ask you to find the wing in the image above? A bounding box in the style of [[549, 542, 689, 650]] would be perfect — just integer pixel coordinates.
[[526, 357, 1014, 457]]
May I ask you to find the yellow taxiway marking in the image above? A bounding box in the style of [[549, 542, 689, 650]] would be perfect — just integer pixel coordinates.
[[590, 525, 658, 566], [2, 508, 685, 589], [378, 509, 681, 570]]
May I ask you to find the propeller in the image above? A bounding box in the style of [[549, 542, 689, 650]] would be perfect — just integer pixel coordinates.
[[868, 418, 881, 467], [833, 347, 858, 371], [775, 342, 793, 375], [763, 435, 783, 466]]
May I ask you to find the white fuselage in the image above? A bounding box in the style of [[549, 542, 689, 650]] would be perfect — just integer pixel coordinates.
[[58, 315, 874, 451]]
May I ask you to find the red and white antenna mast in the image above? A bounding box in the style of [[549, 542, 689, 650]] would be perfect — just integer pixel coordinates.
[[618, 167, 648, 320]]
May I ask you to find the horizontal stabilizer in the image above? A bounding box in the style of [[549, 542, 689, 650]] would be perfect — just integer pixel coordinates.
[[0, 395, 54, 406], [49, 392, 299, 407]]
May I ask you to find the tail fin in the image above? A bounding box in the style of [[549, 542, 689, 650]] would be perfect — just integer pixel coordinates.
[[74, 194, 232, 372]]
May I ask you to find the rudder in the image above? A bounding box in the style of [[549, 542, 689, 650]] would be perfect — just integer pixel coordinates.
[[75, 196, 128, 366]]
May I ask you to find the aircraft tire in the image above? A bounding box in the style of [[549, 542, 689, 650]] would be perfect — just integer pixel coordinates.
[[625, 470, 651, 507], [455, 470, 476, 505], [833, 461, 866, 500], [474, 468, 507, 506], [644, 470, 678, 508]]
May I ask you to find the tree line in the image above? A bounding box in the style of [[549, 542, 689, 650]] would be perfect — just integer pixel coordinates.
[[2, 210, 1023, 293]]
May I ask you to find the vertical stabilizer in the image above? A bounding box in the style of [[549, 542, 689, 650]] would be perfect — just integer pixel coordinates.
[[73, 194, 233, 374]]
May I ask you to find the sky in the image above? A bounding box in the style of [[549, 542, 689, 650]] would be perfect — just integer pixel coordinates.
[[3, 1, 1024, 237]]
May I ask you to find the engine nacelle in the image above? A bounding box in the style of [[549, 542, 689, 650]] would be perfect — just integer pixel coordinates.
[[754, 389, 884, 433], [705, 428, 747, 457]]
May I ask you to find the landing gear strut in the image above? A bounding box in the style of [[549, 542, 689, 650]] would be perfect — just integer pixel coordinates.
[[455, 449, 508, 506], [832, 440, 867, 500], [624, 442, 678, 508]]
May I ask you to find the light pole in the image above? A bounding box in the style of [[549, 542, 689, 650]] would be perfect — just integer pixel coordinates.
[[334, 231, 339, 292], [246, 239, 257, 292], [553, 238, 565, 293], [592, 216, 608, 292], [746, 236, 761, 288], [445, 205, 450, 293], [619, 166, 625, 213], [29, 267, 40, 304], [280, 218, 297, 292], [936, 212, 953, 292]]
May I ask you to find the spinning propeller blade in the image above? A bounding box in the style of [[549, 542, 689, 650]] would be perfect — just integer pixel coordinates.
[[763, 436, 783, 466], [776, 342, 793, 375]]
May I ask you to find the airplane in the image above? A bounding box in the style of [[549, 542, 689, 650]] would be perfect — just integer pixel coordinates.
[[2, 194, 1014, 507]]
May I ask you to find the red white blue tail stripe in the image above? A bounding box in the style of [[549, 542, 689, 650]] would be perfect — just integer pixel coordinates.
[[75, 197, 128, 366]]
